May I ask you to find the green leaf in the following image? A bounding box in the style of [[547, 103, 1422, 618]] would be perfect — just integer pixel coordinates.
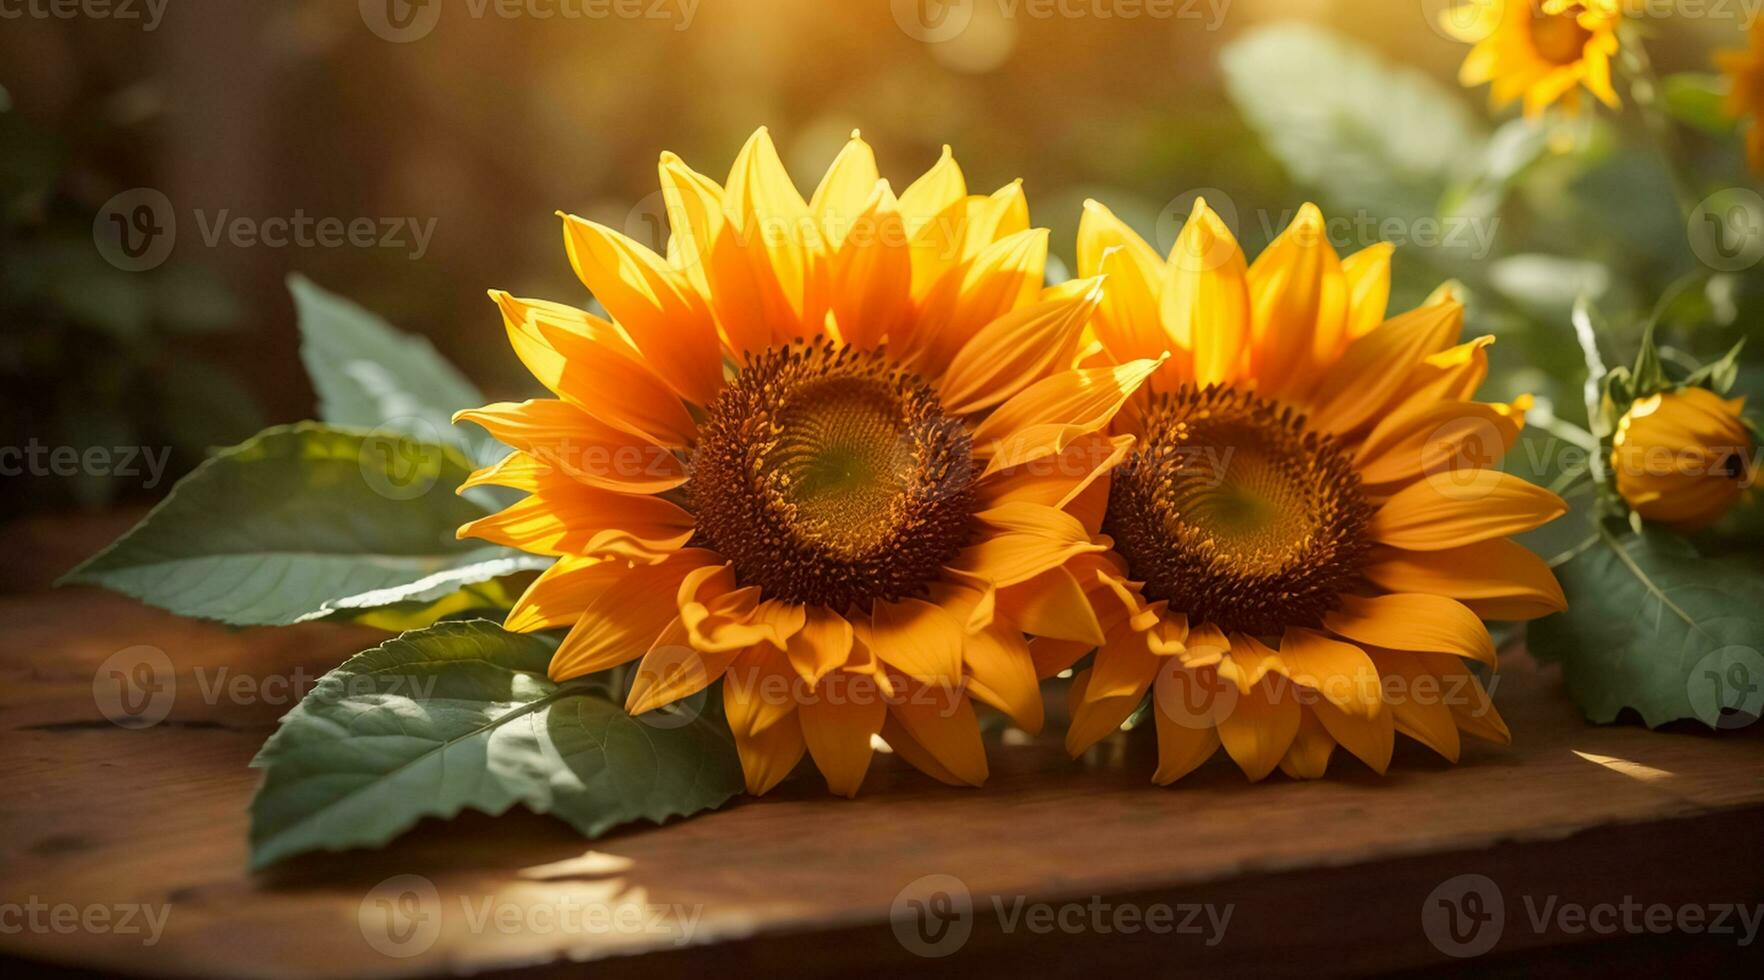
[[1529, 528, 1764, 728], [1221, 23, 1484, 223], [62, 423, 546, 625], [290, 275, 496, 463], [1661, 72, 1735, 136], [248, 621, 742, 869]]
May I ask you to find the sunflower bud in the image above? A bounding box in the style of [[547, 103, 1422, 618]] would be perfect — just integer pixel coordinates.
[[1612, 389, 1754, 530]]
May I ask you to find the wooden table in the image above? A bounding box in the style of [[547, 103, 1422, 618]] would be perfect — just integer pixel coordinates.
[[3, 514, 1761, 978]]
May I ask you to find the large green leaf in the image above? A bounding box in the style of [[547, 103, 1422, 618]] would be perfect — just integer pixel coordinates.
[[248, 621, 742, 869], [1529, 528, 1764, 728], [1221, 22, 1485, 224], [290, 274, 496, 462], [63, 424, 546, 625]]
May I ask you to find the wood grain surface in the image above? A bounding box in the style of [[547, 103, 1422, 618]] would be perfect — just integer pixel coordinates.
[[1, 514, 1760, 979]]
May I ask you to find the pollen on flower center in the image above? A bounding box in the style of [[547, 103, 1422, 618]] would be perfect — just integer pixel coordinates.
[[1103, 385, 1374, 636], [687, 340, 976, 610], [1531, 10, 1592, 65]]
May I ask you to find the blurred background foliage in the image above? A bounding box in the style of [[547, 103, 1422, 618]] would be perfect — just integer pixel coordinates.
[[1, 0, 1759, 527]]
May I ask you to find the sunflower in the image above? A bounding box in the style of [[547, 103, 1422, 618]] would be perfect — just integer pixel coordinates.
[[1443, 0, 1624, 118], [1715, 18, 1764, 173], [456, 128, 1158, 797], [1041, 198, 1569, 784], [1613, 388, 1755, 530]]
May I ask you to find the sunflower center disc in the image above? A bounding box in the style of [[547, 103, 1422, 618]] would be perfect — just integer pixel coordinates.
[[688, 341, 976, 610], [1103, 385, 1374, 636], [1531, 10, 1592, 65]]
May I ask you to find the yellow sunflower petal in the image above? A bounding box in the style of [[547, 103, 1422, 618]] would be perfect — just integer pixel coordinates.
[[938, 277, 1100, 414], [559, 213, 723, 405], [800, 685, 885, 798], [1312, 698, 1394, 774], [1161, 198, 1250, 386], [731, 707, 805, 796], [1305, 301, 1465, 437], [625, 621, 742, 716], [809, 130, 881, 250], [827, 180, 912, 352], [1362, 540, 1567, 620], [887, 679, 988, 786], [972, 357, 1166, 475], [724, 643, 800, 739], [1277, 708, 1337, 780], [900, 145, 969, 299], [545, 549, 721, 680], [1353, 398, 1525, 489], [1087, 620, 1161, 701], [1215, 680, 1300, 782], [870, 597, 965, 686], [723, 127, 825, 339], [1340, 242, 1394, 342], [1367, 649, 1462, 763], [1151, 664, 1223, 784], [963, 622, 1045, 734], [1064, 665, 1149, 757], [491, 291, 695, 448], [1276, 628, 1383, 720], [1369, 471, 1567, 550], [457, 485, 693, 558], [948, 503, 1109, 588], [1324, 593, 1497, 667], [455, 400, 686, 494], [914, 227, 1049, 377], [1245, 203, 1348, 394], [656, 150, 724, 300], [996, 565, 1106, 646], [784, 606, 856, 688]]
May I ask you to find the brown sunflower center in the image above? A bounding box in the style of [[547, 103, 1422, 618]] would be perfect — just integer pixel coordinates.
[[1531, 9, 1592, 66], [687, 340, 976, 610], [1102, 385, 1373, 636]]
